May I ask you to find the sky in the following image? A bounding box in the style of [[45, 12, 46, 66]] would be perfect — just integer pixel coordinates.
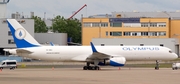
[[5, 0, 180, 19]]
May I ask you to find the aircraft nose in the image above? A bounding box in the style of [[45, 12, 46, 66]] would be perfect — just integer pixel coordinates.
[[172, 53, 179, 59]]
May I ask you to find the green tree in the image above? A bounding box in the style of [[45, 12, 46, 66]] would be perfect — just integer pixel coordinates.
[[51, 15, 81, 43], [31, 16, 48, 33]]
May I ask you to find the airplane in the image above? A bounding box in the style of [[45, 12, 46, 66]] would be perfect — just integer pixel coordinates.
[[6, 19, 178, 70]]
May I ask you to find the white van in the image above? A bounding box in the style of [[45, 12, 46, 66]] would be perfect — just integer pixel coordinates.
[[0, 60, 17, 70], [172, 63, 180, 70]]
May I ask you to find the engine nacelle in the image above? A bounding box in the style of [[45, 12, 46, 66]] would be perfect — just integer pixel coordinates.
[[98, 57, 126, 67]]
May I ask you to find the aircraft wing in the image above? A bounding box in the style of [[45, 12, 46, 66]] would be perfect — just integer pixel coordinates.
[[87, 52, 111, 60], [71, 53, 111, 62], [16, 49, 33, 54], [86, 42, 111, 60]]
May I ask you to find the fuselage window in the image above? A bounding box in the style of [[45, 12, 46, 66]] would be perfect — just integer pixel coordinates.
[[169, 50, 172, 53]]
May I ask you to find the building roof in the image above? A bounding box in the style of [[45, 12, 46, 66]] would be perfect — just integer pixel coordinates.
[[88, 11, 180, 19]]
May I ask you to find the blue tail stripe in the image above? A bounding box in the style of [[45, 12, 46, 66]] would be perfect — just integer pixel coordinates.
[[90, 42, 97, 52], [7, 21, 39, 48]]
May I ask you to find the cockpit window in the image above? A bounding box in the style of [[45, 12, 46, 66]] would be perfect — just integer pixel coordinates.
[[169, 50, 172, 53], [2, 62, 5, 65]]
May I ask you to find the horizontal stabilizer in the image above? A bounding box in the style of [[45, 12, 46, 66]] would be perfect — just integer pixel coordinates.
[[3, 49, 11, 52]]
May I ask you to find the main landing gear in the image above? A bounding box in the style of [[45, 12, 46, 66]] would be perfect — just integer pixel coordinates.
[[83, 62, 100, 70], [155, 60, 159, 70]]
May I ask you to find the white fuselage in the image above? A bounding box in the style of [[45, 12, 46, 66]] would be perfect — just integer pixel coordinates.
[[16, 46, 178, 62]]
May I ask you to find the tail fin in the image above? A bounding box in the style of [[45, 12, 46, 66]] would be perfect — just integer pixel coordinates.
[[7, 19, 41, 48]]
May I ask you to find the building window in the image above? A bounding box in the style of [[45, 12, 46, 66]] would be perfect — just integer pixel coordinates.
[[159, 32, 166, 36], [110, 32, 122, 36], [83, 22, 108, 27], [131, 32, 138, 36], [92, 23, 100, 27], [8, 31, 12, 36], [153, 32, 158, 36], [159, 24, 166, 27], [141, 23, 149, 27], [123, 32, 131, 36], [160, 44, 164, 47], [121, 31, 166, 36], [101, 44, 105, 46], [83, 23, 91, 27], [150, 23, 157, 27], [149, 32, 158, 36], [120, 44, 123, 46], [140, 44, 144, 46], [100, 23, 108, 27], [124, 23, 141, 27], [110, 22, 122, 27], [8, 39, 15, 44], [106, 31, 108, 36], [141, 32, 148, 36], [158, 23, 166, 27]]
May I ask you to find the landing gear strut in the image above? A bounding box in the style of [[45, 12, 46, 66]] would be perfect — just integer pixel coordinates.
[[83, 62, 100, 70], [155, 60, 159, 70]]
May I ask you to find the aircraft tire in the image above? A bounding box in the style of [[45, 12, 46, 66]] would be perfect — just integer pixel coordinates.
[[91, 66, 95, 70], [87, 66, 93, 70], [83, 66, 88, 70], [155, 66, 159, 70], [10, 67, 15, 70], [94, 66, 100, 70]]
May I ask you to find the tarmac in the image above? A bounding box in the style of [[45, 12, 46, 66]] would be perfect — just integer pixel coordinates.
[[0, 67, 179, 84]]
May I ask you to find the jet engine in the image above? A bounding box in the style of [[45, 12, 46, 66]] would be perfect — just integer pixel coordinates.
[[98, 57, 126, 67]]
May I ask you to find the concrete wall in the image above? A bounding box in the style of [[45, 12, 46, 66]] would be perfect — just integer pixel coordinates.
[[34, 33, 67, 45], [0, 4, 6, 18]]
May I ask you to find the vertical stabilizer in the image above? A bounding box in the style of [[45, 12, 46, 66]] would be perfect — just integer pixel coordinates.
[[7, 19, 41, 48]]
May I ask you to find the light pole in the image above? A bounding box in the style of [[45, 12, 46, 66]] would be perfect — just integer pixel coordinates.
[[44, 12, 46, 20]]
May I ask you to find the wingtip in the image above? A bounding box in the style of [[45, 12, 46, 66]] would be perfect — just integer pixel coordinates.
[[50, 42, 54, 46], [90, 42, 97, 52]]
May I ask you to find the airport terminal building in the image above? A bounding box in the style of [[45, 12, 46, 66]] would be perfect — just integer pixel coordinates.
[[81, 11, 180, 55]]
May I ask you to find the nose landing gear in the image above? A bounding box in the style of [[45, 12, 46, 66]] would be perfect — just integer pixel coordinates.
[[155, 60, 159, 70]]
